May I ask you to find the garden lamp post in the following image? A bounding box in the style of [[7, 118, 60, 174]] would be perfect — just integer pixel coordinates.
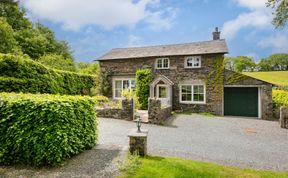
[[135, 115, 142, 132]]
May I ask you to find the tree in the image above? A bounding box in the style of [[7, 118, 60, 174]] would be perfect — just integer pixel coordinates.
[[224, 56, 256, 72], [258, 53, 288, 71], [267, 0, 288, 28], [76, 62, 99, 75], [37, 54, 76, 71], [0, 17, 20, 53]]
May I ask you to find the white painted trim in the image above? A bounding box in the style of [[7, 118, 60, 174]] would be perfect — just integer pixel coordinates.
[[179, 84, 206, 104], [155, 58, 170, 69], [184, 56, 201, 68], [112, 77, 135, 100]]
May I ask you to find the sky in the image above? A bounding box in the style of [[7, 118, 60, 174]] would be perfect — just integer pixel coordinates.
[[20, 0, 288, 62]]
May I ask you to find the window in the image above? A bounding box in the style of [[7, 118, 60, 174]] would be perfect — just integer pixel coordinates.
[[156, 58, 169, 69], [180, 84, 205, 103], [113, 79, 136, 99], [185, 56, 201, 68]]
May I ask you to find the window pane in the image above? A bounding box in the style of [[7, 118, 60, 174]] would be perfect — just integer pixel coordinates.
[[182, 85, 191, 93], [130, 80, 136, 89], [194, 94, 204, 102], [194, 58, 200, 67], [187, 58, 193, 66], [115, 89, 122, 98], [193, 85, 204, 94], [163, 59, 169, 68], [123, 80, 129, 89], [115, 80, 122, 89], [158, 86, 167, 98], [157, 59, 162, 68]]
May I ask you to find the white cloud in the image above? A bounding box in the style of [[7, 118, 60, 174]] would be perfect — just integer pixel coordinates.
[[222, 0, 272, 39], [21, 0, 176, 31], [258, 31, 288, 53], [126, 35, 143, 47]]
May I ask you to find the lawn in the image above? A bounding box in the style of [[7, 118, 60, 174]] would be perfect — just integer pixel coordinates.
[[243, 71, 288, 86], [120, 156, 288, 178]]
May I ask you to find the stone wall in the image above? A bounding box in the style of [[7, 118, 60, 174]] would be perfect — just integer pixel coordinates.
[[100, 54, 224, 115], [280, 106, 288, 129], [148, 98, 172, 125], [96, 99, 134, 120]]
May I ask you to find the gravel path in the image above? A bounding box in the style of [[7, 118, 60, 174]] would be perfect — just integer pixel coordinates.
[[0, 145, 127, 178], [99, 114, 288, 171]]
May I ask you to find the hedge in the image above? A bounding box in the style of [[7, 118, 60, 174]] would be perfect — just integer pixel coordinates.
[[136, 69, 153, 110], [0, 92, 97, 166], [272, 90, 288, 109], [0, 53, 96, 95]]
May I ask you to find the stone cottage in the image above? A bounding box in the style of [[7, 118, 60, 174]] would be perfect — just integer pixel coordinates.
[[98, 28, 273, 120]]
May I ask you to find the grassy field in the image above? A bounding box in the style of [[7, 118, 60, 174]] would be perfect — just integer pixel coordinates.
[[243, 71, 288, 86], [120, 156, 288, 178]]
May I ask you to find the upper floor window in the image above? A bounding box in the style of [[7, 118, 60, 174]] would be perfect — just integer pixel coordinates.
[[185, 56, 201, 68], [156, 58, 169, 69]]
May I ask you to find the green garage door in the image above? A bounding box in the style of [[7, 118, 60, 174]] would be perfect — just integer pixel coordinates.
[[224, 87, 258, 117]]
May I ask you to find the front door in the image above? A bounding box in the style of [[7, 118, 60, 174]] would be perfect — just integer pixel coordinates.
[[156, 85, 170, 106]]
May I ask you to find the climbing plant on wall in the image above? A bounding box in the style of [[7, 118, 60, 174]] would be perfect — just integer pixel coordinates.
[[136, 68, 153, 110]]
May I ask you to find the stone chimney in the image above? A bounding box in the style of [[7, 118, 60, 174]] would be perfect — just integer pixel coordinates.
[[212, 27, 221, 40]]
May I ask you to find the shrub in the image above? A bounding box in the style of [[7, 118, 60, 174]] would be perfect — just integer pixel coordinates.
[[272, 90, 288, 108], [0, 92, 97, 166], [0, 53, 95, 95], [136, 69, 153, 110]]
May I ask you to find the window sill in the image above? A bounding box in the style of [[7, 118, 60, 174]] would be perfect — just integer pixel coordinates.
[[155, 68, 170, 70], [179, 101, 206, 105], [184, 67, 201, 69]]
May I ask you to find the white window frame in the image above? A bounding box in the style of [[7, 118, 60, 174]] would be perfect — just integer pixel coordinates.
[[112, 78, 136, 99], [155, 58, 170, 69], [179, 84, 206, 104], [156, 84, 168, 99], [184, 56, 201, 68]]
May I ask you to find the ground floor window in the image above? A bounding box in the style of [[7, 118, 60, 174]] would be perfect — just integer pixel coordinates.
[[113, 78, 136, 99], [180, 84, 205, 104]]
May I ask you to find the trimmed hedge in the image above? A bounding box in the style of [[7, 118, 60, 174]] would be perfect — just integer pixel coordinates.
[[0, 92, 97, 166], [136, 69, 153, 110], [0, 53, 95, 95], [273, 90, 288, 108]]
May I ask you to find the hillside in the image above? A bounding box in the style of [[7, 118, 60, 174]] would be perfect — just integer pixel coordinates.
[[243, 71, 288, 86]]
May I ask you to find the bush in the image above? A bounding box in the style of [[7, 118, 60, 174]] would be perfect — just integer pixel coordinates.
[[0, 53, 95, 95], [273, 90, 288, 108], [136, 69, 153, 110], [0, 92, 97, 166]]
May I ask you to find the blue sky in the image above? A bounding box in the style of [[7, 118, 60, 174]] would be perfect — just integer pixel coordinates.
[[21, 0, 287, 62]]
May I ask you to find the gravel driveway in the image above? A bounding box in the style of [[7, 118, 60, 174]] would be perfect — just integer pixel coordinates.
[[99, 114, 288, 171]]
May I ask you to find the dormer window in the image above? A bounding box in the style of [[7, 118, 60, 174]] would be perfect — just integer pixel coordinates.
[[156, 58, 169, 69], [185, 56, 201, 68]]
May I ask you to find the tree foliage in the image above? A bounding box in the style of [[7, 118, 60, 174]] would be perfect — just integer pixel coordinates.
[[38, 54, 76, 72], [136, 69, 153, 110], [258, 53, 288, 71], [0, 17, 20, 53], [0, 1, 73, 61], [267, 0, 288, 28], [224, 56, 256, 72]]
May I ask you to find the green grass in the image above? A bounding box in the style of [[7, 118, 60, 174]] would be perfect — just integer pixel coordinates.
[[120, 156, 288, 178], [243, 71, 288, 86]]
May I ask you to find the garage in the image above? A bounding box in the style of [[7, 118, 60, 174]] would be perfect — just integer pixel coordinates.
[[224, 87, 259, 117]]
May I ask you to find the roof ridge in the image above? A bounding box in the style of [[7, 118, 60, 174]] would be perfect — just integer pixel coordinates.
[[111, 39, 226, 50]]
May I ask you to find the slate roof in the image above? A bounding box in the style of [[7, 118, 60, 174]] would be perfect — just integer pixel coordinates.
[[98, 39, 228, 61]]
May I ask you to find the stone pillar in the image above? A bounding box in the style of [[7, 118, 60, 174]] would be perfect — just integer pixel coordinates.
[[280, 106, 288, 129], [148, 98, 161, 122], [128, 129, 148, 156], [122, 99, 134, 120]]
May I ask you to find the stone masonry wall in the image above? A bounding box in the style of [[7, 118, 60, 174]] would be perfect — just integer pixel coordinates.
[[96, 99, 134, 120], [100, 54, 224, 115], [148, 98, 172, 125]]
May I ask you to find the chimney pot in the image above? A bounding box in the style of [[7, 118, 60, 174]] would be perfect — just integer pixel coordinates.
[[213, 27, 221, 40]]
